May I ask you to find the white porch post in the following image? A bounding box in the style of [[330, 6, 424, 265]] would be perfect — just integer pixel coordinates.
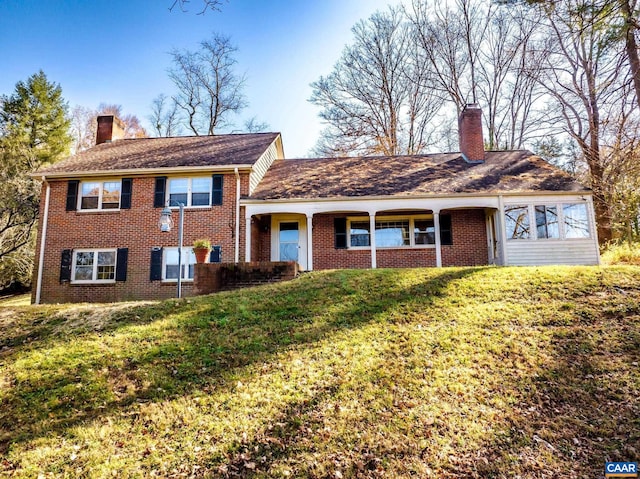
[[434, 211, 442, 268], [245, 215, 252, 263], [306, 213, 314, 271], [498, 195, 508, 265], [369, 212, 377, 269]]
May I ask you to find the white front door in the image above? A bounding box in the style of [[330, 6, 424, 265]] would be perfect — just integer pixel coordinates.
[[271, 215, 307, 270]]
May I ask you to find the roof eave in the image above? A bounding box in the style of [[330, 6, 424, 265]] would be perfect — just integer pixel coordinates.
[[30, 164, 255, 180], [242, 189, 592, 204]]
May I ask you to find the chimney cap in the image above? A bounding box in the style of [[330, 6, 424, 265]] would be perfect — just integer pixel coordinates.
[[463, 103, 481, 110]]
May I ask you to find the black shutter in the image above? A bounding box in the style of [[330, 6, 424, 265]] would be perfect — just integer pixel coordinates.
[[66, 181, 79, 211], [439, 214, 453, 245], [212, 174, 223, 205], [150, 247, 163, 281], [120, 178, 132, 209], [60, 249, 72, 282], [210, 246, 222, 263], [154, 177, 167, 208], [334, 218, 347, 249], [116, 248, 128, 281]]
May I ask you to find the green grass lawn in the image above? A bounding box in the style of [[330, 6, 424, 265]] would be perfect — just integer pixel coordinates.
[[1, 266, 638, 478]]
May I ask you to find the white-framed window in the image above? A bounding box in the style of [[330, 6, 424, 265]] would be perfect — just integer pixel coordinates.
[[72, 249, 117, 283], [347, 216, 438, 249], [506, 202, 591, 240], [163, 247, 195, 281], [168, 177, 212, 207], [79, 180, 121, 210]]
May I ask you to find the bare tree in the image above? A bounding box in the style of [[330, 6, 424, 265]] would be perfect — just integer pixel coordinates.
[[533, 0, 633, 243], [69, 105, 97, 153], [169, 34, 247, 135], [97, 104, 147, 138], [408, 0, 546, 150], [310, 6, 442, 156], [148, 94, 181, 137], [243, 116, 270, 133], [169, 0, 225, 15]]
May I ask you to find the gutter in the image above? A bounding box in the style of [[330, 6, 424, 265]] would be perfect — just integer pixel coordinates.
[[234, 168, 240, 263], [29, 164, 254, 180], [34, 178, 51, 304]]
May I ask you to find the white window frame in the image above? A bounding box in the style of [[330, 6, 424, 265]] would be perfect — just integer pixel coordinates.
[[167, 177, 212, 208], [71, 248, 117, 284], [77, 180, 122, 211], [505, 202, 591, 241], [162, 247, 196, 282], [346, 215, 437, 250]]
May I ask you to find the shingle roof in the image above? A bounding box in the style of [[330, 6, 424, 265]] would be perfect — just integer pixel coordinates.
[[37, 133, 281, 175], [249, 151, 587, 200]]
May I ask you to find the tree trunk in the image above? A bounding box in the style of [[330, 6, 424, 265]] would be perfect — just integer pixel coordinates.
[[621, 0, 640, 110]]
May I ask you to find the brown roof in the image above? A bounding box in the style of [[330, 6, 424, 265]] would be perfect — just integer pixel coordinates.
[[37, 133, 281, 175], [249, 151, 587, 200]]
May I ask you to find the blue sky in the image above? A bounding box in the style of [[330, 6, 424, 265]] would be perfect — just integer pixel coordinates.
[[1, 0, 398, 157]]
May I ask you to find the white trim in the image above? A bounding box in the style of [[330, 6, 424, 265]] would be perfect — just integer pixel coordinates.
[[369, 213, 377, 269], [271, 214, 308, 270], [71, 248, 118, 284], [31, 164, 254, 180], [234, 168, 240, 263], [77, 179, 122, 212], [245, 216, 252, 262], [434, 212, 442, 268], [34, 180, 51, 304], [306, 214, 314, 271], [504, 200, 592, 242], [345, 214, 439, 250]]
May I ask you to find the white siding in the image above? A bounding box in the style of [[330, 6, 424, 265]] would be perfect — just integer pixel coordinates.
[[250, 141, 279, 194], [506, 239, 599, 266]]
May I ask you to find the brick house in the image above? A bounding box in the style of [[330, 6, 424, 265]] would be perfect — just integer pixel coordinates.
[[31, 105, 600, 304]]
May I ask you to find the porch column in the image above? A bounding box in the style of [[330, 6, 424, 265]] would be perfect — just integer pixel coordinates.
[[245, 215, 252, 263], [434, 211, 442, 268], [369, 212, 377, 269], [306, 213, 314, 271]]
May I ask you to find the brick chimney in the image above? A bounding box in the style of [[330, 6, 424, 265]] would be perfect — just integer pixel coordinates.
[[458, 103, 485, 162], [96, 115, 125, 145]]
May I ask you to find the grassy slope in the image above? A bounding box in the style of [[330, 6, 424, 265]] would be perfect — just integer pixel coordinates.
[[0, 266, 639, 478]]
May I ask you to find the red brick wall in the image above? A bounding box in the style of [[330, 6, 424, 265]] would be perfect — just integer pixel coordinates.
[[35, 172, 247, 303], [311, 210, 488, 270]]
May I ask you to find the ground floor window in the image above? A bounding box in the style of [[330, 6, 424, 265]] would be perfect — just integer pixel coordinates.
[[72, 249, 117, 283], [163, 247, 195, 281], [506, 202, 590, 240], [347, 215, 444, 248]]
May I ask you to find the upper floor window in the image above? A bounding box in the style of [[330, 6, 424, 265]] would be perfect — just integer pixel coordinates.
[[80, 181, 121, 210], [168, 177, 211, 207], [66, 179, 131, 212], [155, 175, 223, 208]]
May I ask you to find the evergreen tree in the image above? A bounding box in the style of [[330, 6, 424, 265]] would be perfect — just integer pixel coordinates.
[[0, 70, 72, 289]]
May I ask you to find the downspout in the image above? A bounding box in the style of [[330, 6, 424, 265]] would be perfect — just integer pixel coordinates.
[[234, 168, 240, 263], [35, 178, 51, 304]]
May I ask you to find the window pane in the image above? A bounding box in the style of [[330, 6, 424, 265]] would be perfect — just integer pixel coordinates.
[[191, 178, 211, 193], [414, 219, 435, 245], [97, 266, 115, 280], [191, 192, 210, 206], [169, 179, 188, 194], [97, 251, 116, 266], [80, 182, 100, 209], [535, 206, 559, 239], [80, 197, 99, 209], [350, 221, 370, 247], [102, 182, 121, 209], [169, 193, 188, 205], [563, 203, 590, 238], [165, 264, 179, 279], [74, 251, 94, 281], [376, 220, 410, 247], [505, 206, 530, 239]]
